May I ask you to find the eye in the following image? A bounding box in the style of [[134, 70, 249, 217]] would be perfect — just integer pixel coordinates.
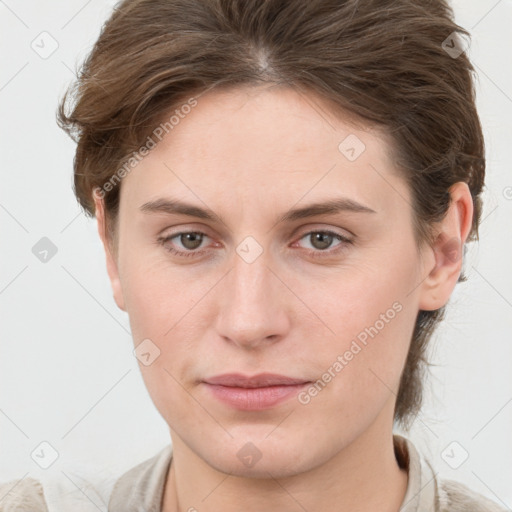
[[157, 228, 353, 260], [157, 231, 212, 258], [294, 230, 353, 258]]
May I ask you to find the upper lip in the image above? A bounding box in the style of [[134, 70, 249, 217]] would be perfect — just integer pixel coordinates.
[[203, 373, 310, 388]]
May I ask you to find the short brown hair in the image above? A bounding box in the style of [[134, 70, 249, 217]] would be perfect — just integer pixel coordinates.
[[57, 0, 485, 427]]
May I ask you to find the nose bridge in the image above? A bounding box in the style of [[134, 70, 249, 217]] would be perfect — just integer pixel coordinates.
[[231, 251, 270, 307], [215, 247, 289, 348]]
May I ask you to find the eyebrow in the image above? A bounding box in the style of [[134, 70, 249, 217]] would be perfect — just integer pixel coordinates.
[[139, 196, 376, 224]]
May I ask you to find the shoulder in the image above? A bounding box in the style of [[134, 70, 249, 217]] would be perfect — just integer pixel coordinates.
[[0, 471, 116, 512], [0, 446, 172, 512], [394, 434, 508, 512], [0, 477, 48, 512], [437, 478, 508, 512], [109, 443, 173, 511]]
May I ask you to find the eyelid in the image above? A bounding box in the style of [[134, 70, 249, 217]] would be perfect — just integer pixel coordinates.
[[157, 222, 215, 238], [290, 229, 353, 258], [157, 227, 354, 262], [292, 222, 355, 240], [293, 224, 353, 241], [157, 230, 213, 253]]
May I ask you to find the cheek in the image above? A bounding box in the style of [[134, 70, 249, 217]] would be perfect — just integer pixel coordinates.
[[118, 253, 213, 392], [118, 244, 203, 340], [294, 301, 416, 440], [309, 300, 412, 394], [121, 267, 201, 417], [295, 251, 419, 403]]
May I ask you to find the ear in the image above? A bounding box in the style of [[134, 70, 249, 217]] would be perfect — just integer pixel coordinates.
[[417, 181, 474, 311], [93, 189, 126, 312]]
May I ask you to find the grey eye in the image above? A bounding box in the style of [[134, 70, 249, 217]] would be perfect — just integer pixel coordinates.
[[176, 232, 204, 250]]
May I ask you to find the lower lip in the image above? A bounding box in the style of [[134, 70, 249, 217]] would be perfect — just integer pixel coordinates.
[[203, 383, 310, 410]]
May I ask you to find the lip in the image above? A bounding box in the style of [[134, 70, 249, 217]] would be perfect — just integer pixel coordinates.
[[202, 373, 311, 410], [204, 373, 309, 388]]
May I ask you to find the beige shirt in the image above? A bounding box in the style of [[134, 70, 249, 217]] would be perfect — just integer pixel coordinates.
[[0, 435, 507, 511]]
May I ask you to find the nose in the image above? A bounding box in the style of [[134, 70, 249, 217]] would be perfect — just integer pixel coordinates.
[[214, 251, 291, 350]]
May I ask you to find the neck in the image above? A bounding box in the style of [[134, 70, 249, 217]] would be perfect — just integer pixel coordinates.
[[162, 413, 408, 512]]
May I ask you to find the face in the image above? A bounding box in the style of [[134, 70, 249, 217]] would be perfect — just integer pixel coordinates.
[[99, 85, 441, 477]]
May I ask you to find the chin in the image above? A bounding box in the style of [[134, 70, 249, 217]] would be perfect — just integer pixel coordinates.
[[207, 450, 311, 480], [193, 431, 324, 480]]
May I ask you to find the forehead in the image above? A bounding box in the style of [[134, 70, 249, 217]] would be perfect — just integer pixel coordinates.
[[147, 84, 393, 164], [120, 85, 409, 218]]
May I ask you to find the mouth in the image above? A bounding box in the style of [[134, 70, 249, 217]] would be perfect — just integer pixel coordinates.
[[202, 373, 312, 410]]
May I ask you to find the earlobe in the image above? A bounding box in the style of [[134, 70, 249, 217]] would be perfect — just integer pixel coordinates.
[[93, 190, 126, 312], [417, 182, 473, 311]]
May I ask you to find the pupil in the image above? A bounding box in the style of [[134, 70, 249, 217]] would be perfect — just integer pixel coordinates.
[[312, 232, 332, 250], [182, 233, 202, 250]]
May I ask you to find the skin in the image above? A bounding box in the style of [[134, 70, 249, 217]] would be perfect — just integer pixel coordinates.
[[94, 84, 473, 512]]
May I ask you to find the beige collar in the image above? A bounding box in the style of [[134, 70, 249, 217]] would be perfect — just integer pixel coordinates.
[[109, 435, 437, 512]]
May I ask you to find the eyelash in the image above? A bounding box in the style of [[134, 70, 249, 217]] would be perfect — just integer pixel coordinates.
[[156, 229, 353, 260]]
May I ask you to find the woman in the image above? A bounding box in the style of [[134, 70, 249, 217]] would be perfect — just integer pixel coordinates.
[[0, 0, 506, 510]]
